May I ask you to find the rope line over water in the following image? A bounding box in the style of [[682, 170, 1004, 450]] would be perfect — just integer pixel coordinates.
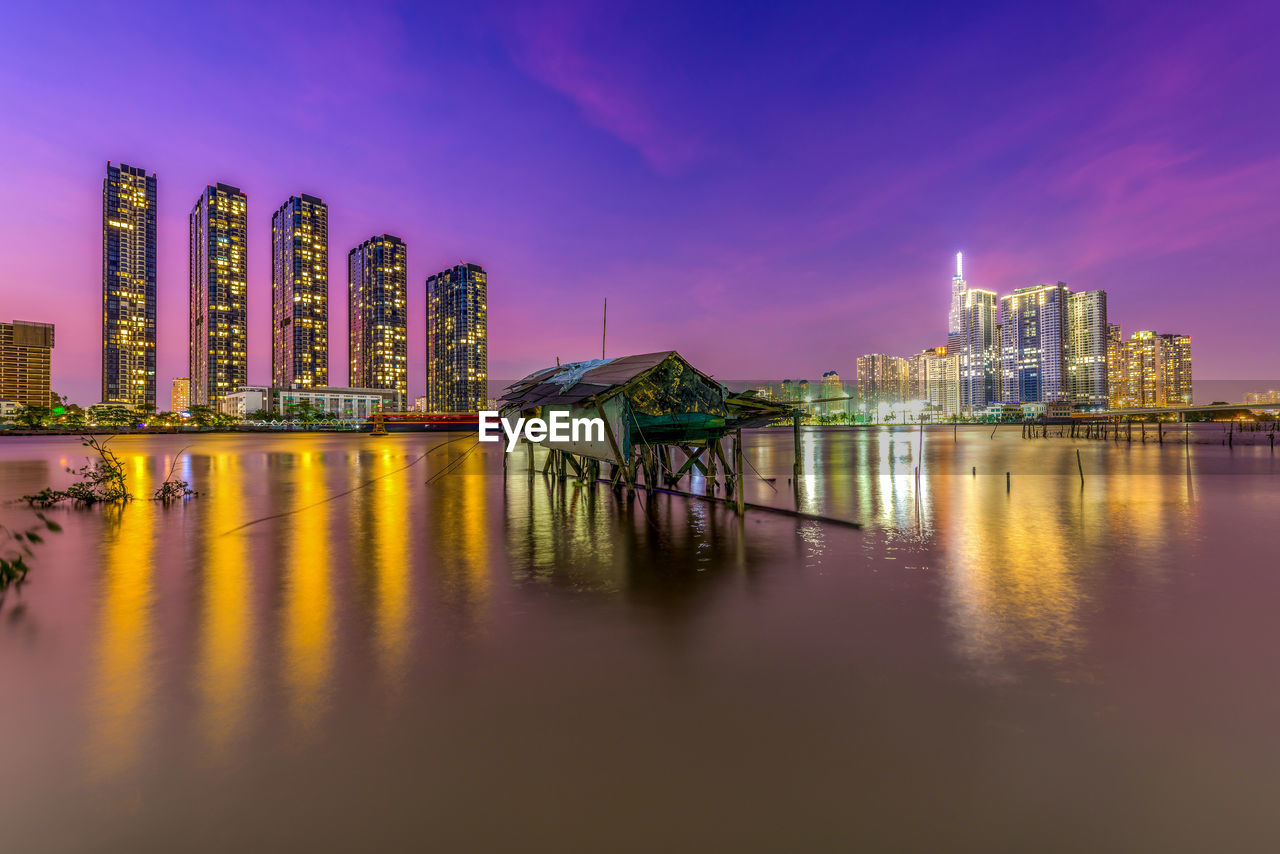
[[219, 434, 472, 536]]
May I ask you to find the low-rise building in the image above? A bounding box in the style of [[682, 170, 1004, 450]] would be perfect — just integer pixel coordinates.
[[171, 377, 190, 413], [221, 386, 402, 421], [0, 320, 55, 408]]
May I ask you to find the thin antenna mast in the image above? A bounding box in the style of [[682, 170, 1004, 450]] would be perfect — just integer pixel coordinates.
[[602, 297, 607, 360]]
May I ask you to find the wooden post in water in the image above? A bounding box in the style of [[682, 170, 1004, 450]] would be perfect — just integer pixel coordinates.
[[734, 430, 745, 515], [792, 413, 802, 477], [707, 438, 718, 492], [1077, 449, 1084, 484], [1006, 471, 1010, 492]]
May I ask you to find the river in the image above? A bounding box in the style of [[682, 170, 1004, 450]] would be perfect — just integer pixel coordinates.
[[1, 426, 1278, 851]]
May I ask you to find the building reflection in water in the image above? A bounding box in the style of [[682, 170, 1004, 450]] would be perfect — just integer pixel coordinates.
[[744, 428, 1201, 682], [194, 453, 254, 752], [284, 450, 333, 733], [503, 451, 620, 592], [501, 448, 784, 621], [87, 453, 156, 778], [196, 452, 252, 757], [932, 448, 1196, 683], [371, 450, 412, 691], [425, 443, 491, 635]]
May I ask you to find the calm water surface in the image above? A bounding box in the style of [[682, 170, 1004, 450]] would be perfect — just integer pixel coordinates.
[[1, 427, 1279, 851]]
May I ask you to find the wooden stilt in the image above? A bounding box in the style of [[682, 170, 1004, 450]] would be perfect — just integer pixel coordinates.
[[734, 430, 745, 515]]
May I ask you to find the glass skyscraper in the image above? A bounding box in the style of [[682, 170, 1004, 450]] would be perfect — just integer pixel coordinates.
[[426, 262, 488, 413], [959, 288, 1000, 411], [947, 252, 966, 353], [272, 194, 329, 388], [1067, 290, 1109, 409], [189, 183, 248, 407], [1113, 331, 1193, 408], [1000, 283, 1070, 404], [348, 235, 407, 402], [102, 162, 157, 407]]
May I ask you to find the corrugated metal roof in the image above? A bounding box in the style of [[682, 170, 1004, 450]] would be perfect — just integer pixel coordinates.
[[500, 351, 680, 407]]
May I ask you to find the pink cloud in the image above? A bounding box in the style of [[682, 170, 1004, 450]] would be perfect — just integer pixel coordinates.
[[498, 4, 707, 174]]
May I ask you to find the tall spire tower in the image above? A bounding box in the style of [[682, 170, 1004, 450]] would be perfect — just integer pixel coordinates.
[[948, 251, 967, 352]]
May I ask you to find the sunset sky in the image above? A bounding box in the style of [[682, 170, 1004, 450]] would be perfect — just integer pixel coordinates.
[[2, 0, 1278, 406]]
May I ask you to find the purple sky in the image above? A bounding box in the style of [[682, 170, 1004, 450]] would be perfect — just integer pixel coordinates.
[[2, 1, 1278, 407]]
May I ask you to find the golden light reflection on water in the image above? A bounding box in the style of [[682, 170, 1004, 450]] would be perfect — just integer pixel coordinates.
[[943, 475, 1085, 681], [427, 445, 490, 625], [197, 453, 252, 756], [939, 468, 1195, 682], [285, 451, 332, 732], [372, 452, 411, 690], [87, 454, 155, 778]]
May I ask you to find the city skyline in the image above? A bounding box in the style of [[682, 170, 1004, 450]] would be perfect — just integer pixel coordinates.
[[3, 3, 1279, 407]]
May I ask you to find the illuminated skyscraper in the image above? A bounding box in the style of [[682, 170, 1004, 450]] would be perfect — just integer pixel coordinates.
[[856, 353, 906, 404], [947, 252, 966, 353], [908, 346, 946, 403], [0, 320, 55, 408], [102, 162, 157, 407], [1000, 283, 1070, 404], [926, 347, 960, 417], [272, 194, 329, 388], [426, 262, 488, 413], [1106, 323, 1125, 409], [959, 288, 999, 411], [189, 183, 248, 407], [1165, 334, 1193, 405], [1067, 290, 1109, 409], [1115, 331, 1193, 408], [348, 235, 408, 402], [818, 370, 845, 415], [170, 377, 190, 412]]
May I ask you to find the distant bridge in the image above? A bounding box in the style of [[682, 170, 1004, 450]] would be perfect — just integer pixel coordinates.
[[792, 395, 1278, 420], [1083, 402, 1279, 419]]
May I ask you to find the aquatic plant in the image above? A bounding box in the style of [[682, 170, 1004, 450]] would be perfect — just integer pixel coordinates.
[[0, 513, 61, 593], [153, 449, 198, 503], [23, 436, 131, 506]]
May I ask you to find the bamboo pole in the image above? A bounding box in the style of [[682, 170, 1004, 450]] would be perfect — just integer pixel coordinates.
[[792, 413, 802, 476], [734, 430, 745, 515]]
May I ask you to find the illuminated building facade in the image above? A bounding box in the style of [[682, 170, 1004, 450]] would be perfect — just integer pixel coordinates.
[[1000, 283, 1070, 404], [959, 289, 1000, 411], [1114, 331, 1193, 408], [221, 385, 400, 420], [1245, 390, 1280, 404], [927, 347, 960, 417], [907, 345, 946, 402], [426, 262, 488, 413], [1067, 289, 1109, 409], [102, 162, 157, 407], [856, 353, 906, 404], [272, 194, 329, 388], [947, 252, 966, 353], [1106, 323, 1125, 409], [189, 183, 248, 407], [170, 376, 190, 412], [818, 370, 845, 415], [0, 320, 55, 408], [348, 235, 408, 399]]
